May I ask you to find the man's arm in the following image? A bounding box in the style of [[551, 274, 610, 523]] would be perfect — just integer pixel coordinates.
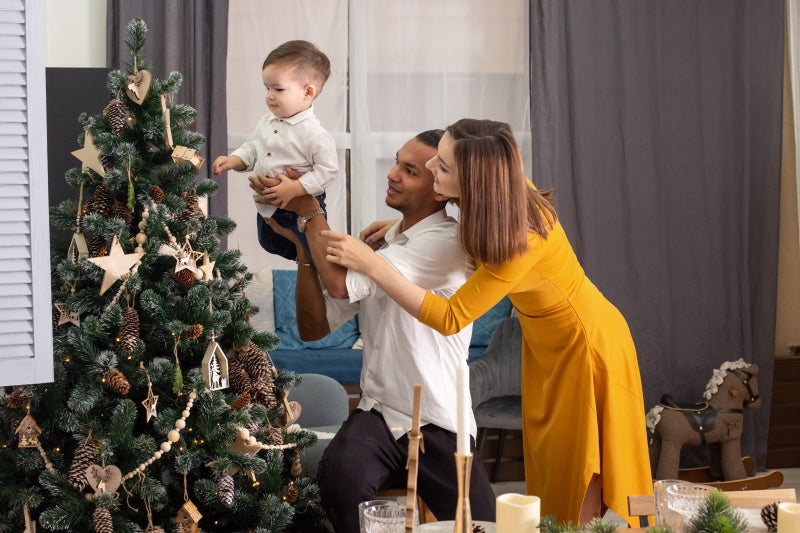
[[249, 174, 349, 298], [259, 216, 331, 341]]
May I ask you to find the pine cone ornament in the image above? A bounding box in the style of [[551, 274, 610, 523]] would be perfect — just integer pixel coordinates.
[[89, 234, 108, 257], [92, 183, 114, 218], [218, 473, 235, 508], [237, 341, 272, 379], [68, 437, 98, 491], [284, 484, 299, 503], [93, 506, 113, 533], [103, 98, 131, 136], [113, 201, 132, 226], [6, 388, 30, 409], [227, 358, 253, 394], [172, 267, 196, 288], [183, 324, 204, 339], [179, 191, 204, 222], [761, 501, 780, 532], [231, 392, 252, 411], [100, 152, 115, 173], [148, 185, 165, 203], [81, 200, 94, 221], [266, 426, 283, 446], [119, 307, 140, 353], [104, 368, 130, 395]]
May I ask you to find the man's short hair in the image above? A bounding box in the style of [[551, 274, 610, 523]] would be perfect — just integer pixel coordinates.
[[263, 40, 331, 92], [415, 129, 445, 149]]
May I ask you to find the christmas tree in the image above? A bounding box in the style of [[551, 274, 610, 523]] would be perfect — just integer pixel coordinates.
[[0, 19, 323, 533]]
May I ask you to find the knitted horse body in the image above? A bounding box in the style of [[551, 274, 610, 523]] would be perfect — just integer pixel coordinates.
[[646, 360, 761, 481]]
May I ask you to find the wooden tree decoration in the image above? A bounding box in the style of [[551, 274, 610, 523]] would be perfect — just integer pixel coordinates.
[[70, 130, 106, 178], [171, 146, 205, 169], [202, 333, 229, 391], [87, 235, 144, 295], [176, 500, 202, 533], [15, 414, 42, 448]]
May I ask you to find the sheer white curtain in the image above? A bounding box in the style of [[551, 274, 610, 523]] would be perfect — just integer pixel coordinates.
[[789, 0, 800, 248], [226, 0, 529, 272]]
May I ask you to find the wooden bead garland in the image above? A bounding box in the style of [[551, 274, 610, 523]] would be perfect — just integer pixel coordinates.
[[121, 390, 197, 482]]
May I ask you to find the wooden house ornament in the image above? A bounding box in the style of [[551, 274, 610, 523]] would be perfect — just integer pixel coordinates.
[[176, 500, 202, 533], [201, 338, 229, 391], [68, 232, 89, 262], [171, 146, 205, 169], [15, 414, 42, 448]]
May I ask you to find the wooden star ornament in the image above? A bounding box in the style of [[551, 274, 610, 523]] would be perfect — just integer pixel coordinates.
[[142, 387, 158, 422], [198, 251, 216, 281], [70, 130, 106, 177], [87, 235, 145, 295], [54, 303, 82, 327]]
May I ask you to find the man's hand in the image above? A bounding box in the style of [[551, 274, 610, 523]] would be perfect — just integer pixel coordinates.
[[359, 219, 399, 250]]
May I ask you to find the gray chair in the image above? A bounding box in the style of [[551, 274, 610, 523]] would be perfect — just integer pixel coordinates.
[[469, 316, 523, 481], [289, 373, 350, 477]]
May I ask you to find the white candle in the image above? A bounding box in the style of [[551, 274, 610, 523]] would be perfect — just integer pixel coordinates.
[[496, 493, 541, 533], [456, 359, 470, 455], [778, 502, 800, 532]]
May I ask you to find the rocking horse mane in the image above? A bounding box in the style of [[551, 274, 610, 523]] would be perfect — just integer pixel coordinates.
[[702, 358, 752, 400]]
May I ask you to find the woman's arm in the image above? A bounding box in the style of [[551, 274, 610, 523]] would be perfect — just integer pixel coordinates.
[[322, 229, 429, 318]]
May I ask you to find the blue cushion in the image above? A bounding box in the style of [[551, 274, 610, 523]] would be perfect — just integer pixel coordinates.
[[469, 296, 513, 347], [270, 348, 363, 385], [272, 270, 360, 350]]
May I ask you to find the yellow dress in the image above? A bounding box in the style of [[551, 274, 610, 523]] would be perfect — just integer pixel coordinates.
[[418, 219, 652, 524]]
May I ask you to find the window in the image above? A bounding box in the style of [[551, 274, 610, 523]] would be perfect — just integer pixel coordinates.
[[0, 0, 54, 386], [225, 0, 529, 273]]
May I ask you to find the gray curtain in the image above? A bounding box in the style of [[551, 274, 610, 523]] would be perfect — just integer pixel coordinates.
[[530, 0, 784, 470], [107, 1, 229, 241]]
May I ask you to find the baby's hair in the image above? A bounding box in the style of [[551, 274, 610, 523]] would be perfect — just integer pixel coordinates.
[[263, 40, 331, 92]]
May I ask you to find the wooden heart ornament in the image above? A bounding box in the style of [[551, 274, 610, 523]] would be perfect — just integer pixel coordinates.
[[85, 464, 122, 494], [125, 70, 152, 105], [284, 400, 302, 427]]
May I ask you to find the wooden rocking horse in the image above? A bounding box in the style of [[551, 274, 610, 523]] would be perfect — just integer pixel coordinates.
[[646, 359, 783, 490]]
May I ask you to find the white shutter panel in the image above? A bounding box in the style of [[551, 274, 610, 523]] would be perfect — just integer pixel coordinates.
[[0, 0, 53, 386]]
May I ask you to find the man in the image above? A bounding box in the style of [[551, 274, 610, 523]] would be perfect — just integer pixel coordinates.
[[250, 130, 495, 532]]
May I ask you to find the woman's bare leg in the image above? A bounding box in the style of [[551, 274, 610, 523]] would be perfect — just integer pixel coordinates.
[[579, 474, 604, 524]]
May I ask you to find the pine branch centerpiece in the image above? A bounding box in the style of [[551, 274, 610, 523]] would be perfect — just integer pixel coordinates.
[[0, 18, 322, 533]]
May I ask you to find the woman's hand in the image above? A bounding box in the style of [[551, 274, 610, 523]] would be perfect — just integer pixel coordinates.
[[320, 230, 379, 273], [359, 219, 399, 250]]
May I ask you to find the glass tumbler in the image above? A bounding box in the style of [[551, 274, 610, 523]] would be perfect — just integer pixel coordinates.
[[362, 503, 407, 533], [358, 500, 398, 533], [666, 483, 714, 532], [653, 479, 689, 527]]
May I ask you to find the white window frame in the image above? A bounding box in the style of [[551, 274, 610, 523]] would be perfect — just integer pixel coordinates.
[[0, 0, 54, 386]]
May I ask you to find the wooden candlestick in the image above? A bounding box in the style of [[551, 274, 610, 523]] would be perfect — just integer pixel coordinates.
[[453, 452, 473, 533]]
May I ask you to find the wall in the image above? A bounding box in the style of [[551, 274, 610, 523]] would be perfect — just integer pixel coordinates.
[[776, 46, 800, 356], [45, 0, 106, 67]]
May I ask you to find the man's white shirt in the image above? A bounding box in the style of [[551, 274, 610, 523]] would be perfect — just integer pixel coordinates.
[[323, 209, 477, 439]]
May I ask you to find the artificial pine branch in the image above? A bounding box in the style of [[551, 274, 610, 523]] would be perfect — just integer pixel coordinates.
[[687, 490, 747, 533]]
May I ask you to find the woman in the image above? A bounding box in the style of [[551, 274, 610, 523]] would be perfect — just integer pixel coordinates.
[[322, 118, 652, 524]]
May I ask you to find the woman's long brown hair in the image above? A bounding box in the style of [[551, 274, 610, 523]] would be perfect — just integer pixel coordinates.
[[447, 119, 557, 265]]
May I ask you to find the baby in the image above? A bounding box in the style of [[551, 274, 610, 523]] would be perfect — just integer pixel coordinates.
[[213, 40, 337, 261]]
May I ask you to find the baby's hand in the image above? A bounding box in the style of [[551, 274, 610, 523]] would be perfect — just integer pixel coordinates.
[[264, 176, 305, 209], [212, 156, 230, 176]]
